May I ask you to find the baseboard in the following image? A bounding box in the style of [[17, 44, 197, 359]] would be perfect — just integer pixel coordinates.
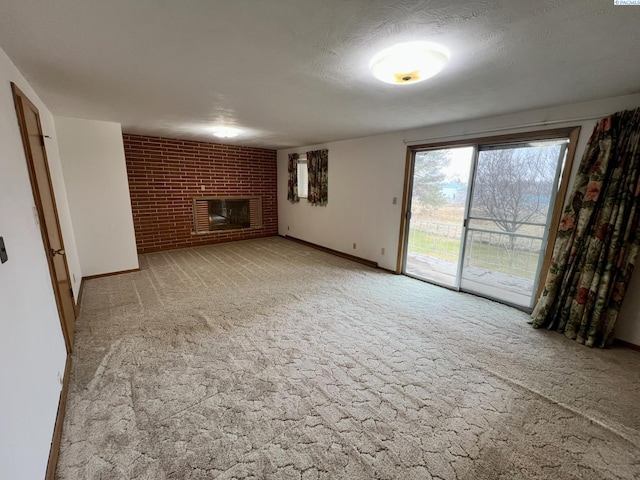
[[74, 277, 84, 316], [378, 266, 400, 275], [45, 354, 72, 480], [83, 267, 140, 281], [613, 338, 640, 352], [283, 235, 379, 269]]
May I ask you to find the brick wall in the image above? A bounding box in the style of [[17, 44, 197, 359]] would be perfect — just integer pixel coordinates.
[[123, 134, 277, 253]]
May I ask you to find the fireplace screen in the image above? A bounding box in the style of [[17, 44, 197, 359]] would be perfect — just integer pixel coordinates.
[[193, 196, 262, 233]]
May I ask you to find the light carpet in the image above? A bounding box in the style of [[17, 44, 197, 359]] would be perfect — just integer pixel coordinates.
[[56, 237, 640, 479]]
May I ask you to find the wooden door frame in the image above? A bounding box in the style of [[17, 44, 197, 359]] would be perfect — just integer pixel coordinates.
[[11, 82, 76, 353], [396, 127, 581, 304]]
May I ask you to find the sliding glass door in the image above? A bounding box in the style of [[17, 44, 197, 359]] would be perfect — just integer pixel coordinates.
[[403, 131, 574, 310], [460, 140, 567, 308], [404, 147, 474, 287]]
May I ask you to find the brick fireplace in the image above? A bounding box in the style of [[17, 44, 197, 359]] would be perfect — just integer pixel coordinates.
[[124, 134, 277, 253]]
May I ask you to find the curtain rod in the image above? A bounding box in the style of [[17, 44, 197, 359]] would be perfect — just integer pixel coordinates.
[[402, 114, 605, 145]]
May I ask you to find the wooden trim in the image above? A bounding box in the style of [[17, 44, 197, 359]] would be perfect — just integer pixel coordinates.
[[75, 278, 85, 312], [45, 354, 71, 480], [408, 127, 581, 152], [535, 126, 581, 301], [396, 147, 414, 274], [82, 268, 140, 281], [283, 235, 378, 269], [378, 266, 400, 275], [613, 339, 640, 352], [11, 82, 75, 353], [72, 295, 80, 317], [72, 277, 82, 317]]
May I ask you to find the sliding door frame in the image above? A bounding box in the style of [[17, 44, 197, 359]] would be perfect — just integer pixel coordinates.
[[397, 126, 581, 304]]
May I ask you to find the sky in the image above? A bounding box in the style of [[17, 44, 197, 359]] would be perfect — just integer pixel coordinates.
[[440, 146, 474, 183]]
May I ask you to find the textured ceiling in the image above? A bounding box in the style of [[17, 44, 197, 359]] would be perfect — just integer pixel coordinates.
[[1, 0, 639, 149]]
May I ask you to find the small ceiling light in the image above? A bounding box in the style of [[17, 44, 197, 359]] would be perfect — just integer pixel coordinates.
[[212, 126, 241, 138], [370, 41, 450, 85]]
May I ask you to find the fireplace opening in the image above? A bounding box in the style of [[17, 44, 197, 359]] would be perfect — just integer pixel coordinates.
[[193, 196, 262, 233], [210, 199, 250, 230]]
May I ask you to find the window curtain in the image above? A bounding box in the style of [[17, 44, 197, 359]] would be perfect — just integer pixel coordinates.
[[307, 149, 328, 205], [287, 153, 299, 203], [531, 107, 640, 347]]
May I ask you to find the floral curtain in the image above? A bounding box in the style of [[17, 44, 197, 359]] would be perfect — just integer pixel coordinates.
[[531, 107, 640, 347], [307, 149, 328, 205], [287, 153, 299, 203]]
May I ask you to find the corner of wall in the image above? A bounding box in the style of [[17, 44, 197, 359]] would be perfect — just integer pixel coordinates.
[[55, 116, 139, 276]]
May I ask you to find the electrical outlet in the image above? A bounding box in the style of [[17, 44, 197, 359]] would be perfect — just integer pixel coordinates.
[[381, 247, 385, 255], [392, 197, 397, 205], [287, 226, 290, 231], [201, 185, 205, 191], [353, 243, 357, 249]]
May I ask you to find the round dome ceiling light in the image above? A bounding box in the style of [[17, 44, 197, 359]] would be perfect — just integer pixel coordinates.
[[370, 41, 450, 85], [212, 126, 241, 138]]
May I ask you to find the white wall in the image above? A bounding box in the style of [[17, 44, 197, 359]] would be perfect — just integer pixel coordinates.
[[278, 93, 640, 345], [279, 132, 404, 265], [0, 47, 76, 480], [55, 116, 139, 277]]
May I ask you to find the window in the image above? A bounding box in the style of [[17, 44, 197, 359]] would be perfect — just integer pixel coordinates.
[[297, 157, 308, 198], [287, 149, 328, 204], [193, 196, 262, 233]]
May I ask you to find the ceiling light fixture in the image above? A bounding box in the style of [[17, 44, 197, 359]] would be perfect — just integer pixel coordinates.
[[212, 126, 241, 138], [370, 41, 450, 85]]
